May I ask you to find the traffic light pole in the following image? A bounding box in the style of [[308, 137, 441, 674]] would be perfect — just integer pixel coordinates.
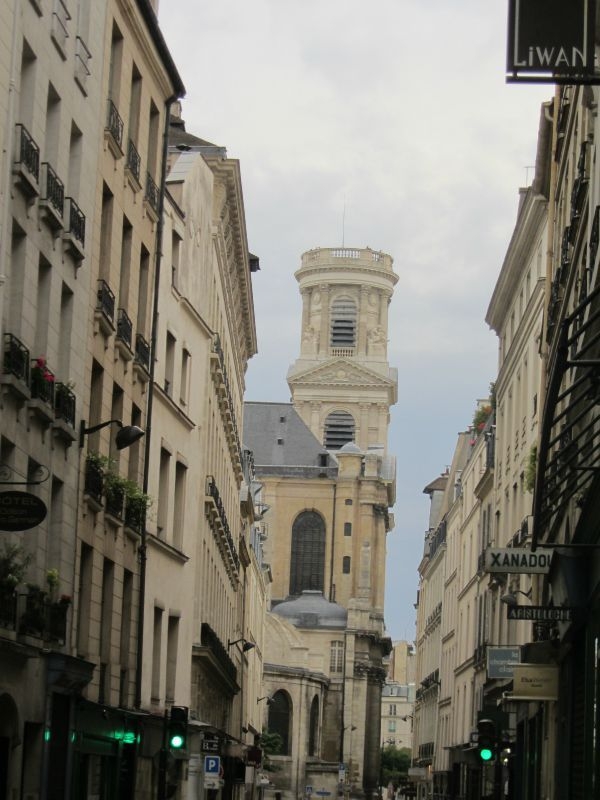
[[157, 709, 168, 800]]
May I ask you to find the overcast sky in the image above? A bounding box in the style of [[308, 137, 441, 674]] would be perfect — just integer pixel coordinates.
[[159, 1, 550, 642]]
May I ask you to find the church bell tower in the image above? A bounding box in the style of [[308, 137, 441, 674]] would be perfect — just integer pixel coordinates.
[[287, 246, 399, 453]]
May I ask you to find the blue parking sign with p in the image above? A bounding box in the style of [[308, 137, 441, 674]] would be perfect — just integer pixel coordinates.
[[204, 756, 221, 774]]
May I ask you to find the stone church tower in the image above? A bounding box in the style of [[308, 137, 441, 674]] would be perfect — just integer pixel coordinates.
[[287, 246, 398, 454], [244, 246, 398, 800]]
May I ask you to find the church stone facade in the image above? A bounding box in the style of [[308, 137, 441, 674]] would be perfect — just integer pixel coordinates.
[[244, 246, 398, 800]]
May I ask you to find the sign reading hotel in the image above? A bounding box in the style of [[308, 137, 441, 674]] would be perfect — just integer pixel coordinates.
[[507, 0, 598, 83], [484, 547, 552, 574], [512, 664, 558, 700]]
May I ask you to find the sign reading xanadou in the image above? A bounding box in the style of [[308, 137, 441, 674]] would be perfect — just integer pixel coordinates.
[[507, 0, 598, 83]]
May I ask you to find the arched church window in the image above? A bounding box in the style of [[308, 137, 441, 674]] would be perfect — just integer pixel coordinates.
[[268, 691, 292, 755], [330, 297, 357, 348], [308, 696, 319, 756], [290, 511, 325, 595], [324, 411, 355, 449]]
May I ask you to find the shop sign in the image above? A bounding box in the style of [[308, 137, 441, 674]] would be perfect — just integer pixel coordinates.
[[506, 605, 575, 622], [506, 0, 598, 83], [0, 491, 47, 531], [487, 646, 521, 679], [484, 547, 552, 573], [201, 734, 220, 753], [407, 767, 428, 779], [512, 664, 558, 699]]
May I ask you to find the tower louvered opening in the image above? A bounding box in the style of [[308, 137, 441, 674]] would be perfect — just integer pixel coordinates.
[[330, 297, 357, 348], [324, 411, 355, 449]]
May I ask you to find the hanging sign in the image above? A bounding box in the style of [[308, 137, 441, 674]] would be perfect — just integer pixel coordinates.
[[484, 547, 552, 574], [506, 0, 598, 83], [0, 491, 47, 531], [506, 605, 575, 622]]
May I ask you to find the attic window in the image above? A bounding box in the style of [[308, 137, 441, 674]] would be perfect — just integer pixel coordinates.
[[277, 437, 284, 445], [279, 416, 286, 423]]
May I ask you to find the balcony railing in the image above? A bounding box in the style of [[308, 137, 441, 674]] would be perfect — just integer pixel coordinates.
[[3, 333, 30, 383], [84, 457, 104, 504], [105, 484, 124, 520], [54, 382, 76, 426], [106, 99, 124, 151], [125, 495, 146, 533], [64, 197, 86, 246], [74, 36, 91, 90], [145, 172, 160, 214], [30, 359, 55, 406], [135, 334, 151, 372], [116, 308, 133, 350], [96, 280, 115, 326], [40, 162, 65, 219], [15, 123, 40, 180], [126, 139, 141, 183]]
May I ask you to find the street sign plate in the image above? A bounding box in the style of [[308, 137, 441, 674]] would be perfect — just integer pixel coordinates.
[[204, 756, 221, 775]]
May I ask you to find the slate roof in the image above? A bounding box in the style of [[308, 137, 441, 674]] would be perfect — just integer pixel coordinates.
[[243, 402, 332, 470]]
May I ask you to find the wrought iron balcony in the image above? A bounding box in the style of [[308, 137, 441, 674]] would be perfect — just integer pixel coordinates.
[[145, 172, 160, 215], [106, 99, 124, 152], [40, 162, 65, 226], [30, 359, 55, 406], [18, 588, 69, 643], [3, 333, 30, 383], [63, 197, 86, 259], [84, 457, 104, 505], [134, 334, 151, 372], [116, 308, 133, 350], [54, 382, 76, 426], [14, 124, 40, 195], [126, 139, 141, 183], [105, 484, 124, 520], [96, 279, 115, 326], [125, 495, 145, 533]]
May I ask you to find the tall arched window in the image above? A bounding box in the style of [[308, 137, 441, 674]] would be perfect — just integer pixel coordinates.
[[268, 691, 292, 755], [330, 297, 357, 349], [308, 696, 319, 756], [290, 511, 325, 596], [324, 411, 355, 449]]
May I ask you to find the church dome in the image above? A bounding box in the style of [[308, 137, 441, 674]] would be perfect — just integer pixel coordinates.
[[272, 590, 347, 629], [338, 441, 362, 454]]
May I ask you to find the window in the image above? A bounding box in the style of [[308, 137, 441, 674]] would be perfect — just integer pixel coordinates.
[[157, 447, 171, 538], [267, 691, 291, 755], [344, 522, 352, 537], [324, 411, 355, 449], [165, 615, 179, 702], [164, 331, 175, 396], [330, 297, 357, 348], [388, 720, 396, 733], [309, 696, 319, 756], [173, 461, 187, 550], [76, 543, 93, 656], [171, 231, 182, 289], [389, 704, 397, 716], [342, 556, 351, 574], [330, 640, 344, 673], [151, 606, 163, 701], [290, 511, 325, 595], [180, 348, 190, 406], [119, 569, 133, 707]]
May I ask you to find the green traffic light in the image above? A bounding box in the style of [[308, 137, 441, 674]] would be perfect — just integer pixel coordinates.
[[170, 733, 185, 749], [479, 747, 493, 762]]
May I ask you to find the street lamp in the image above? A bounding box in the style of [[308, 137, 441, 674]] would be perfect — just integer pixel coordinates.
[[228, 637, 256, 653], [500, 587, 532, 606], [79, 419, 145, 450]]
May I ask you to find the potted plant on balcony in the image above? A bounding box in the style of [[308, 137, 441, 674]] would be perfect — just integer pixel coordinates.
[[0, 543, 31, 627]]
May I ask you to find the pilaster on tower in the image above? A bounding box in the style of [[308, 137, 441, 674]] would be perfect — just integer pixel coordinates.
[[287, 246, 399, 454]]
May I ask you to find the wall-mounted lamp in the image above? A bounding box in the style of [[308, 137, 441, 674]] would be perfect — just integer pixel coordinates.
[[400, 715, 413, 722], [227, 637, 256, 653], [500, 587, 532, 607], [79, 419, 145, 450], [257, 696, 274, 706]]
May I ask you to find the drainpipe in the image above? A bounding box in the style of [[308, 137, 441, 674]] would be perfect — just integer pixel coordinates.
[[0, 0, 20, 345], [134, 94, 175, 710]]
